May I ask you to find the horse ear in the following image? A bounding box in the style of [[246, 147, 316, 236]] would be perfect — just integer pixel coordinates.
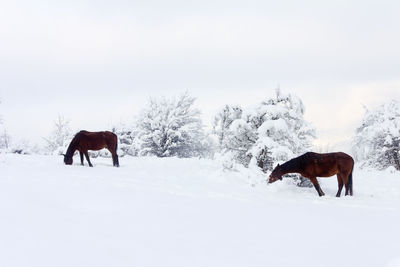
[[277, 163, 280, 167]]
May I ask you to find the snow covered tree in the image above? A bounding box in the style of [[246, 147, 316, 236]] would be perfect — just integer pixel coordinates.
[[214, 89, 316, 174], [44, 116, 72, 155], [247, 89, 316, 171], [134, 92, 210, 158], [213, 105, 243, 148], [10, 139, 41, 155], [0, 129, 11, 150], [0, 98, 2, 125], [0, 99, 11, 151], [218, 118, 257, 167], [352, 100, 400, 170], [213, 105, 255, 166], [112, 124, 139, 156]]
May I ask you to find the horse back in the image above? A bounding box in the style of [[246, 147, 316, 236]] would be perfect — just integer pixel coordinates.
[[302, 152, 353, 177], [74, 130, 117, 151]]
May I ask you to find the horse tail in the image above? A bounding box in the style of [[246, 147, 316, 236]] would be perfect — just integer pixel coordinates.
[[113, 133, 118, 153], [347, 164, 354, 196], [110, 132, 119, 167]]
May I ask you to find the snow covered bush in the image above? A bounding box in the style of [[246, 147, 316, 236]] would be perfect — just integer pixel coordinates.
[[10, 139, 41, 155], [134, 92, 211, 158], [111, 124, 139, 156], [213, 105, 254, 166], [0, 130, 11, 150], [247, 89, 316, 171], [214, 89, 316, 174], [0, 98, 2, 126], [0, 100, 8, 151], [213, 105, 243, 148], [44, 116, 73, 155], [352, 100, 400, 171]]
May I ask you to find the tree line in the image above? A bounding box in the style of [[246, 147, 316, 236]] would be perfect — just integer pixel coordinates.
[[1, 90, 399, 172]]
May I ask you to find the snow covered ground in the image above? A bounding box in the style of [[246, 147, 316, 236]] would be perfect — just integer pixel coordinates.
[[0, 154, 399, 267]]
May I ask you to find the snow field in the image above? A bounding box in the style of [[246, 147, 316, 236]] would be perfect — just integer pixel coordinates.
[[0, 154, 399, 267]]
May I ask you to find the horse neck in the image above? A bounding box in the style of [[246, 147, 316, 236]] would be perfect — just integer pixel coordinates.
[[280, 158, 302, 175], [65, 141, 77, 158]]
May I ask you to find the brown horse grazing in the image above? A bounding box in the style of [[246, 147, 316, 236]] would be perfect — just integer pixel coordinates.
[[268, 152, 354, 197], [63, 130, 119, 167]]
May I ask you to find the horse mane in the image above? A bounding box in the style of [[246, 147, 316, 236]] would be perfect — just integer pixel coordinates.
[[281, 152, 312, 173], [65, 131, 83, 157]]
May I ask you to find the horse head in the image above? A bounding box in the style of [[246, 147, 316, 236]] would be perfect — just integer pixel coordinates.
[[268, 163, 283, 183], [63, 154, 73, 165]]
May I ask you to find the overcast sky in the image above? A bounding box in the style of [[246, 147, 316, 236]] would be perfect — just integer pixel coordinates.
[[1, 0, 400, 150]]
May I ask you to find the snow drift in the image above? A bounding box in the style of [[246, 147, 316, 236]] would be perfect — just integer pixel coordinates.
[[0, 154, 399, 267]]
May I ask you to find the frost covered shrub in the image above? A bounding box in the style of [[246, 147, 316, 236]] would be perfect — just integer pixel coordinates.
[[0, 129, 11, 151], [215, 117, 256, 167], [44, 116, 73, 155], [213, 105, 243, 147], [112, 124, 139, 156], [213, 105, 254, 166], [214, 89, 316, 173], [0, 100, 12, 151], [134, 92, 211, 158], [10, 140, 41, 155], [352, 100, 400, 171], [247, 89, 315, 165]]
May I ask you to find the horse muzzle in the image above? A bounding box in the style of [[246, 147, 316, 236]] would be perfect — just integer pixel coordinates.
[[268, 175, 282, 183], [268, 176, 275, 183]]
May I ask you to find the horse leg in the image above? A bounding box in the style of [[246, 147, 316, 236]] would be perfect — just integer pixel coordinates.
[[79, 151, 84, 166], [348, 168, 353, 196], [344, 176, 353, 196], [309, 177, 325, 197], [107, 148, 119, 167], [336, 174, 344, 197], [114, 154, 119, 167], [84, 151, 93, 167], [343, 172, 350, 196]]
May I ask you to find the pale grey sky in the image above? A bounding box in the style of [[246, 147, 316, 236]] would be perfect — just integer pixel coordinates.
[[1, 0, 399, 149]]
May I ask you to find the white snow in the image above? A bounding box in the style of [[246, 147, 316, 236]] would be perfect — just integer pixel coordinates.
[[0, 154, 400, 267]]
